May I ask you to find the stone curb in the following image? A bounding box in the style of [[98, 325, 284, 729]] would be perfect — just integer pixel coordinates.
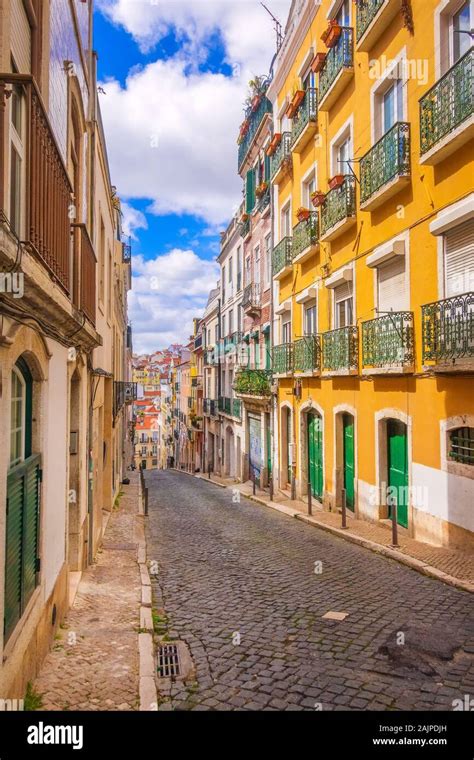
[[136, 513, 158, 711], [193, 472, 474, 595]]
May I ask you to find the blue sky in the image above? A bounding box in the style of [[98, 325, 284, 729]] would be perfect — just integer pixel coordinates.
[[93, 0, 291, 353]]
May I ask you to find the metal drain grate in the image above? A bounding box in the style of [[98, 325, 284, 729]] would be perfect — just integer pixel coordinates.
[[157, 644, 180, 678]]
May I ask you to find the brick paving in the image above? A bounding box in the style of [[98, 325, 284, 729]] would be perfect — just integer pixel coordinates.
[[34, 475, 142, 711], [147, 469, 474, 711]]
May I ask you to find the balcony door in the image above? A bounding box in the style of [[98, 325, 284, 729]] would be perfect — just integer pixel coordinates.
[[387, 420, 408, 528], [336, 0, 351, 26], [308, 412, 323, 501], [377, 256, 407, 313], [451, 1, 471, 65], [444, 218, 474, 297], [334, 283, 353, 328]]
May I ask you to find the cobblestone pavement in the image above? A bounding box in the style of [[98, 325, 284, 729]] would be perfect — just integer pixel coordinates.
[[34, 477, 142, 710], [146, 469, 474, 712]]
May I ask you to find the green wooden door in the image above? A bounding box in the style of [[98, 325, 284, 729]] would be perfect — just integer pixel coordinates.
[[286, 410, 292, 485], [266, 417, 271, 478], [387, 420, 408, 528], [343, 414, 355, 510], [308, 413, 323, 500]]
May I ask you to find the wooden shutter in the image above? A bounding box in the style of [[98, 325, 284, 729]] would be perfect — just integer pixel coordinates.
[[377, 256, 406, 312], [245, 168, 255, 213], [11, 0, 31, 73], [445, 219, 474, 297], [22, 457, 41, 605]]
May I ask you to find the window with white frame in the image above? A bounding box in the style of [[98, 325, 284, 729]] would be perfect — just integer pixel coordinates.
[[334, 282, 353, 328], [303, 302, 317, 335], [265, 233, 272, 285], [228, 309, 234, 335], [281, 204, 291, 238], [282, 316, 291, 343], [9, 80, 25, 237], [335, 0, 351, 26], [302, 169, 317, 208], [331, 122, 353, 178], [444, 218, 474, 297], [451, 1, 471, 64], [254, 244, 261, 287], [245, 255, 251, 285], [377, 257, 407, 312]]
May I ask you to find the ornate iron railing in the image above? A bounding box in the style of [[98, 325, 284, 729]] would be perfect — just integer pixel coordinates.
[[242, 283, 261, 310], [362, 312, 414, 368], [321, 176, 356, 237], [272, 236, 293, 277], [294, 336, 321, 373], [257, 187, 270, 212], [270, 132, 292, 179], [290, 88, 318, 147], [422, 292, 474, 363], [203, 398, 218, 416], [322, 326, 358, 372], [292, 212, 319, 259], [218, 396, 241, 418], [113, 381, 137, 419], [72, 223, 97, 325], [319, 27, 354, 103], [420, 48, 474, 156], [272, 343, 294, 374], [234, 369, 272, 396], [356, 0, 386, 41], [360, 122, 411, 205], [194, 334, 202, 350], [238, 94, 272, 171], [239, 217, 250, 238]]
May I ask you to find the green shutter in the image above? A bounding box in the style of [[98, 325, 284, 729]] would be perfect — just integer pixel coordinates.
[[245, 168, 255, 213], [22, 458, 41, 604]]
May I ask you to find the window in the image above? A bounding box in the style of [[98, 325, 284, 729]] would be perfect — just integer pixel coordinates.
[[444, 219, 474, 297], [228, 257, 233, 282], [334, 283, 353, 328], [9, 82, 25, 237], [382, 80, 403, 134], [452, 1, 470, 64], [228, 309, 233, 335], [337, 137, 351, 175], [282, 318, 291, 343], [336, 0, 350, 26], [99, 218, 105, 303], [281, 205, 291, 238], [304, 302, 317, 335], [302, 171, 316, 208], [254, 245, 261, 286], [222, 313, 226, 337], [10, 367, 26, 466], [450, 427, 474, 464], [238, 303, 243, 331], [377, 257, 407, 312], [265, 233, 272, 284], [245, 255, 251, 286]]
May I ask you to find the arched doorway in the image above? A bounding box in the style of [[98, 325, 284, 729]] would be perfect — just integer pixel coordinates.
[[307, 411, 323, 501], [342, 413, 355, 511], [280, 406, 292, 490], [387, 419, 408, 528]]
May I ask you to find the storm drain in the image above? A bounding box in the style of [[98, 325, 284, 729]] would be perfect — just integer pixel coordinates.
[[157, 644, 181, 678]]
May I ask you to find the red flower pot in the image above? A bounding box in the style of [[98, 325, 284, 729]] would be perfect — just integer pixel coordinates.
[[296, 208, 310, 222], [329, 174, 345, 190], [311, 192, 326, 208], [286, 89, 305, 119], [266, 133, 281, 156], [325, 24, 342, 48], [311, 52, 327, 73]]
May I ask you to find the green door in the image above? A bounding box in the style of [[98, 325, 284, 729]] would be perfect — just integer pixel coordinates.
[[387, 420, 408, 528], [266, 417, 272, 478], [286, 410, 292, 485], [343, 414, 355, 510], [308, 413, 323, 500]]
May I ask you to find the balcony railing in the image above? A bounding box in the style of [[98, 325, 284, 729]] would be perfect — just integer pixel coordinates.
[[360, 122, 411, 206], [242, 283, 261, 311], [113, 381, 138, 419], [290, 88, 318, 149], [72, 223, 96, 325], [292, 211, 319, 259], [218, 396, 242, 419], [321, 176, 356, 238], [420, 48, 474, 156], [238, 93, 272, 171], [194, 334, 203, 350], [239, 217, 250, 238], [0, 75, 72, 292], [422, 292, 474, 364], [322, 326, 358, 373], [294, 335, 321, 373], [356, 0, 385, 41], [257, 187, 270, 213], [272, 236, 293, 277], [319, 27, 354, 104], [234, 369, 272, 396], [122, 238, 132, 263], [203, 398, 218, 416], [270, 132, 292, 180], [272, 343, 294, 375], [232, 398, 242, 419], [362, 312, 414, 370]]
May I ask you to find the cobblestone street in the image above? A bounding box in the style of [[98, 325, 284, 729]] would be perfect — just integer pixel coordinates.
[[146, 470, 474, 712]]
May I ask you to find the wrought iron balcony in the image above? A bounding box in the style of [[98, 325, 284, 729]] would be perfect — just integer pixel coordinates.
[[242, 283, 261, 314], [203, 398, 218, 417], [362, 312, 414, 371], [422, 292, 474, 367], [218, 396, 241, 419], [322, 326, 358, 374], [360, 122, 411, 210], [292, 211, 319, 262], [239, 217, 250, 238], [257, 187, 270, 213], [320, 176, 356, 240], [420, 49, 474, 163], [232, 398, 242, 419], [122, 238, 132, 263], [294, 335, 321, 373], [270, 132, 292, 182], [234, 369, 272, 397], [356, 0, 399, 50], [272, 343, 294, 375], [113, 381, 138, 419], [319, 28, 354, 109], [290, 88, 318, 152], [194, 334, 203, 350], [71, 223, 97, 325], [238, 93, 272, 172], [272, 236, 293, 278]]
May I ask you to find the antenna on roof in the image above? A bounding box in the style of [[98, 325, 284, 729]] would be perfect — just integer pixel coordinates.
[[261, 2, 283, 52]]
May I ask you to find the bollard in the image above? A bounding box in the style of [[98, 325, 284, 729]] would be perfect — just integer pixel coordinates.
[[208, 463, 211, 480], [252, 470, 256, 496], [341, 488, 347, 529], [269, 476, 274, 502], [307, 482, 312, 516], [144, 487, 149, 516], [391, 497, 399, 547]]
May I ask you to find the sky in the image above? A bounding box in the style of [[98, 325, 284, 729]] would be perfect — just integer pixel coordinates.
[[94, 0, 292, 354]]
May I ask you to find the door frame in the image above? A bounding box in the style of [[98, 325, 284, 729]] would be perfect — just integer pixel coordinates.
[[299, 399, 325, 500], [334, 404, 358, 515], [375, 409, 412, 530]]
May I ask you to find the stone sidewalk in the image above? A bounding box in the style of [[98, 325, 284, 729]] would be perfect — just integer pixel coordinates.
[[193, 471, 474, 592], [33, 474, 143, 710]]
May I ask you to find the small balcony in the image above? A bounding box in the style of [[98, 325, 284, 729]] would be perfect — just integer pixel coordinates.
[[422, 292, 474, 371], [420, 49, 474, 165], [356, 0, 400, 52], [239, 216, 251, 239], [204, 347, 218, 366], [360, 122, 411, 211], [361, 312, 414, 374], [319, 27, 354, 111], [218, 396, 242, 419], [294, 335, 321, 374], [272, 237, 293, 280], [272, 343, 294, 376], [242, 283, 261, 316], [290, 87, 318, 153], [322, 326, 358, 375], [256, 186, 271, 215], [113, 381, 138, 420], [320, 176, 356, 242], [238, 93, 272, 172], [234, 369, 272, 398], [203, 398, 218, 417], [292, 211, 319, 265], [270, 132, 292, 183], [72, 223, 97, 325], [194, 334, 203, 350]]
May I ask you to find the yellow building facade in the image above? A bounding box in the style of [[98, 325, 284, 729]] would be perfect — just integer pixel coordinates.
[[268, 0, 474, 549]]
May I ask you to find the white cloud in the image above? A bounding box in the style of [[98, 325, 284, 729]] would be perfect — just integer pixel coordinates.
[[121, 201, 148, 240], [129, 248, 219, 352]]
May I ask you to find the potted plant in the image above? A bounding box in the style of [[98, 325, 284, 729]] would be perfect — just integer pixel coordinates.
[[311, 190, 326, 208], [241, 212, 249, 222], [266, 132, 281, 156], [296, 206, 311, 222], [286, 89, 305, 118], [311, 52, 327, 73], [255, 180, 268, 198], [321, 20, 342, 48], [251, 93, 262, 111], [329, 174, 345, 190]]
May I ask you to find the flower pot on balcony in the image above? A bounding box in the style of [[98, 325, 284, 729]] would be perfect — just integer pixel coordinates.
[[311, 52, 327, 73], [328, 174, 345, 190], [241, 212, 249, 222], [286, 89, 305, 119], [251, 93, 262, 111], [296, 207, 311, 222], [321, 20, 341, 48], [266, 132, 281, 156], [311, 191, 326, 208], [255, 181, 268, 198]]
